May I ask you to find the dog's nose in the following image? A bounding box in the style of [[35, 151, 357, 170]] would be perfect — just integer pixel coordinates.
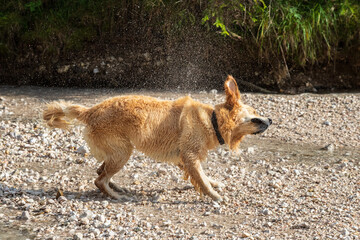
[[251, 118, 267, 125], [251, 117, 271, 135]]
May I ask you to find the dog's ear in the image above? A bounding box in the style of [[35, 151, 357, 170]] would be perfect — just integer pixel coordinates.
[[224, 75, 241, 108]]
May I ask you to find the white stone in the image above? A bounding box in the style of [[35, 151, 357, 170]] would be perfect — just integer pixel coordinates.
[[262, 208, 272, 215], [80, 210, 94, 219], [73, 233, 83, 240], [75, 145, 89, 154], [163, 220, 172, 226], [19, 211, 30, 220], [247, 147, 255, 154], [93, 68, 99, 74]]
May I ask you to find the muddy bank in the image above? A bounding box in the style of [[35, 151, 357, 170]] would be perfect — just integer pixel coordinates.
[[1, 30, 359, 93]]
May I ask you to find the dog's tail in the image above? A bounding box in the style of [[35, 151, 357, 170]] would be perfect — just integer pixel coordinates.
[[43, 101, 89, 130]]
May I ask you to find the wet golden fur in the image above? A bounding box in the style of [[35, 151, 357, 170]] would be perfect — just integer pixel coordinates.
[[43, 76, 271, 201]]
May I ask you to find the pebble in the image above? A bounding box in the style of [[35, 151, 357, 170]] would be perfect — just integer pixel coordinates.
[[19, 211, 31, 220], [80, 210, 94, 219], [262, 208, 271, 215], [58, 196, 67, 203], [212, 201, 220, 209], [28, 138, 37, 144], [241, 232, 251, 238], [264, 222, 272, 227], [291, 223, 310, 229], [342, 228, 350, 236], [203, 211, 211, 216], [101, 200, 109, 207], [323, 121, 331, 126], [92, 228, 101, 236], [80, 218, 89, 225], [322, 144, 334, 152], [268, 179, 282, 188], [9, 131, 16, 138], [163, 220, 172, 226], [69, 215, 78, 221], [247, 147, 255, 154], [108, 230, 116, 238], [151, 194, 161, 203], [98, 214, 106, 223], [73, 233, 83, 240], [75, 145, 89, 154], [280, 202, 289, 208], [157, 168, 167, 175], [143, 52, 151, 61]]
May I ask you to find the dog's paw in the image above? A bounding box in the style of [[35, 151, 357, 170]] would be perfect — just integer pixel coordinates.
[[212, 195, 223, 202], [213, 181, 225, 189], [208, 178, 225, 189], [109, 182, 128, 193], [207, 190, 223, 202]]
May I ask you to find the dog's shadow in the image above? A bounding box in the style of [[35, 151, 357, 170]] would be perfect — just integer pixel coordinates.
[[1, 182, 205, 206]]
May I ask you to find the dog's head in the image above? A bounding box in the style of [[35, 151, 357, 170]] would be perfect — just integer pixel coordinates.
[[215, 75, 272, 150]]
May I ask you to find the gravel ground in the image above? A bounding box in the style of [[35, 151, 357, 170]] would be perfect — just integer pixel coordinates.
[[0, 86, 359, 240]]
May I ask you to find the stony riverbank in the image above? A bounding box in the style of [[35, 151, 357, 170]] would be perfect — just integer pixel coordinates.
[[0, 87, 359, 239]]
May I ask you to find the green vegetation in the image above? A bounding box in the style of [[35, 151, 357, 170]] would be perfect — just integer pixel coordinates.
[[0, 0, 196, 58], [203, 0, 360, 68], [1, 0, 134, 57], [1, 0, 359, 69]]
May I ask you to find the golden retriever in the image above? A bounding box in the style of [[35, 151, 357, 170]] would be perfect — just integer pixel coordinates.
[[43, 75, 272, 201]]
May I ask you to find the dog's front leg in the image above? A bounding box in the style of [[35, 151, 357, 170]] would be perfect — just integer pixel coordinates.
[[178, 162, 224, 189], [182, 156, 222, 202]]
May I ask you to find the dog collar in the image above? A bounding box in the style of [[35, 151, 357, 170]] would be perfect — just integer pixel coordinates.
[[211, 111, 225, 145]]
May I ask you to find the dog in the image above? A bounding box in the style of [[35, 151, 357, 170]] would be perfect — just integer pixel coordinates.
[[43, 75, 272, 201]]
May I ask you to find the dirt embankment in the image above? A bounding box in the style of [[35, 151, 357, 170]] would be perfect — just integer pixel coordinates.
[[1, 28, 359, 93]]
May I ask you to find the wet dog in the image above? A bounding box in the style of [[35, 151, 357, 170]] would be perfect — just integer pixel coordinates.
[[43, 75, 272, 201]]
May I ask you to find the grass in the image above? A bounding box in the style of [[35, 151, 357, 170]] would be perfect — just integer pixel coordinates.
[[1, 0, 359, 72], [203, 0, 360, 69]]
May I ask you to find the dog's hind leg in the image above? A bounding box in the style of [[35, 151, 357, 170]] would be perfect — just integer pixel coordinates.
[[96, 163, 105, 175], [94, 142, 133, 200], [96, 162, 127, 193]]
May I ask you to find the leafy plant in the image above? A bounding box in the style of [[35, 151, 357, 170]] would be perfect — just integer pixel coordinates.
[[202, 0, 360, 70], [24, 0, 42, 13]]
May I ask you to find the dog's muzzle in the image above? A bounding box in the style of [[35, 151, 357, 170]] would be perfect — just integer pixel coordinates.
[[251, 117, 272, 134]]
